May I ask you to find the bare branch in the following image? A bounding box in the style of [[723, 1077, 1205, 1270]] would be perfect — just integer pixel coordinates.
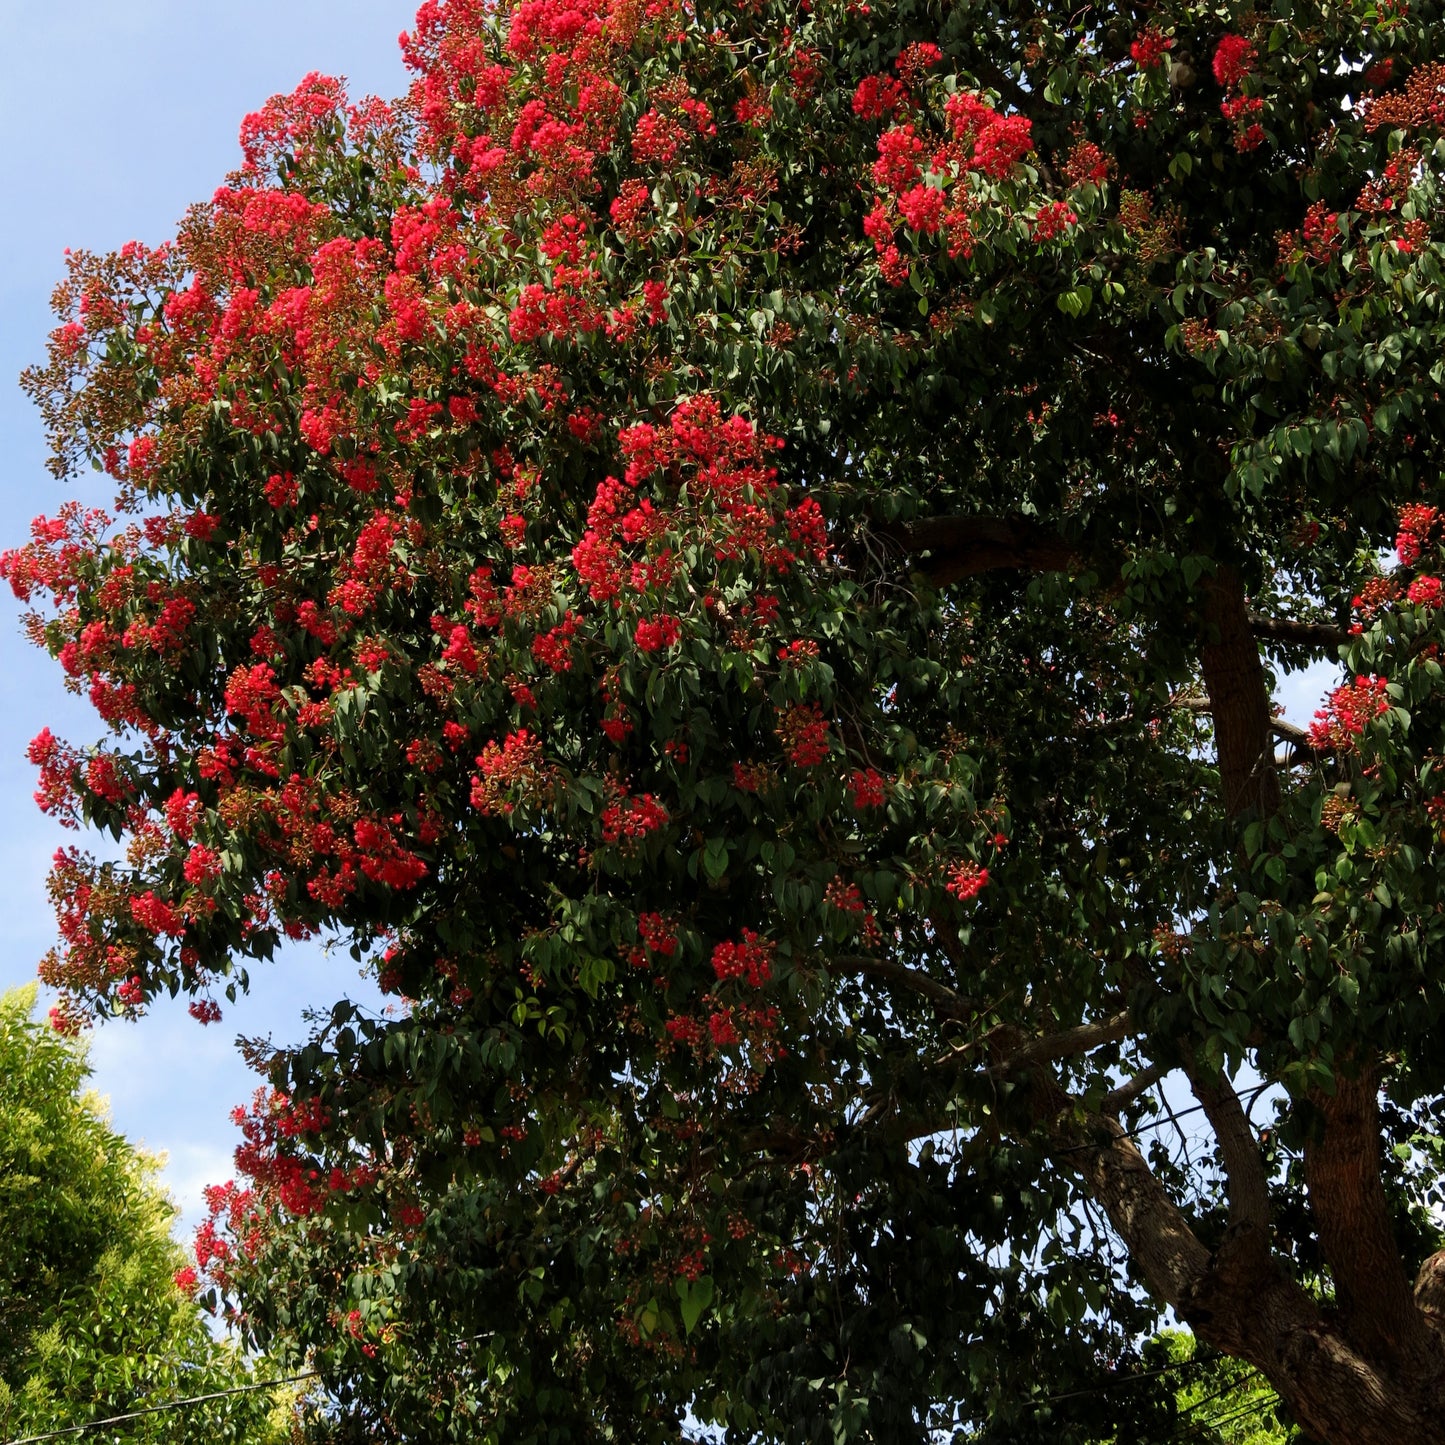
[[1186, 1060, 1271, 1233], [995, 1011, 1133, 1071], [1101, 1061, 1170, 1113], [1270, 717, 1314, 749]]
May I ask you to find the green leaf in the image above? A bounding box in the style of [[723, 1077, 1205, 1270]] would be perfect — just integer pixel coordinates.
[[675, 1275, 715, 1335]]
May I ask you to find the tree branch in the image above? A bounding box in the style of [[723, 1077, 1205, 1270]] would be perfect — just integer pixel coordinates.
[[1248, 613, 1350, 651], [1101, 1061, 1169, 1113], [882, 515, 1077, 584], [1037, 1080, 1214, 1310], [1199, 567, 1280, 818], [1186, 1060, 1271, 1234], [991, 1011, 1133, 1072], [828, 954, 973, 1018]]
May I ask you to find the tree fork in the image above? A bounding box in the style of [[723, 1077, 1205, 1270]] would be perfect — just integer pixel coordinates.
[[1043, 1082, 1445, 1445]]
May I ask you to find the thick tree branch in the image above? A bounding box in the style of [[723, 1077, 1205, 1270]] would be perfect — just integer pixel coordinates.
[[1037, 1080, 1214, 1309], [1101, 1061, 1169, 1113], [1186, 1060, 1271, 1234], [1039, 1072, 1445, 1445], [1199, 567, 1280, 818], [1174, 693, 1316, 754], [883, 515, 1077, 584], [1248, 612, 1350, 650], [992, 1011, 1132, 1071]]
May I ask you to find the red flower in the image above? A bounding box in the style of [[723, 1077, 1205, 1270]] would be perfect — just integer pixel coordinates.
[[1308, 676, 1390, 750], [852, 75, 907, 121], [848, 768, 888, 809], [944, 860, 990, 902], [712, 930, 774, 987], [898, 183, 946, 234], [634, 614, 681, 652], [1212, 35, 1256, 88], [1130, 28, 1172, 69], [776, 703, 830, 766], [1032, 201, 1078, 242]]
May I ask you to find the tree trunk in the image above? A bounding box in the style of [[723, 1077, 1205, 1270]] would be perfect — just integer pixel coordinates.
[[1198, 565, 1280, 818]]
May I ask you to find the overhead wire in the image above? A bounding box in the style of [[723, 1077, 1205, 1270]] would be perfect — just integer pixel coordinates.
[[1, 1371, 318, 1445]]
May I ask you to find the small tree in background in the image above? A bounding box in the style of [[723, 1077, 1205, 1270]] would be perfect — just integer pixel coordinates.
[[9, 0, 1445, 1439], [0, 987, 286, 1441]]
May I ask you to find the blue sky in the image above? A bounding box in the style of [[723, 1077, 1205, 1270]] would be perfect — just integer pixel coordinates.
[[0, 1, 1340, 1236]]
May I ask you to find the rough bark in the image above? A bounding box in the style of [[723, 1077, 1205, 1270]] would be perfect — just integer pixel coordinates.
[[1304, 1071, 1444, 1372]]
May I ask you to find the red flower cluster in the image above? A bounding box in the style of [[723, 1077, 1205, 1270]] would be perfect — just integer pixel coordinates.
[[472, 729, 549, 815], [599, 790, 669, 845], [1212, 35, 1257, 88], [634, 613, 681, 652], [711, 930, 774, 987], [1308, 676, 1391, 750], [852, 75, 907, 121], [1129, 28, 1171, 69], [944, 860, 990, 902], [848, 768, 889, 810], [1213, 35, 1264, 150], [1032, 201, 1077, 242], [1397, 503, 1439, 565], [1407, 575, 1443, 607], [944, 93, 1033, 178], [776, 703, 830, 767]]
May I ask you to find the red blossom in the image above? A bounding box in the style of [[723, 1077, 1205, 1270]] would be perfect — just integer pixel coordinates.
[[1308, 676, 1391, 750], [1130, 28, 1172, 68], [634, 613, 681, 652], [1213, 35, 1256, 88], [944, 860, 989, 902], [1397, 503, 1439, 565], [848, 768, 889, 809], [852, 74, 907, 121], [711, 930, 774, 986], [897, 183, 946, 234], [776, 703, 830, 766], [1031, 201, 1077, 242], [600, 791, 669, 845]]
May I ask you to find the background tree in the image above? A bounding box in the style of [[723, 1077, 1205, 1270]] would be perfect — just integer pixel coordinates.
[[8, 0, 1445, 1440], [0, 986, 286, 1442]]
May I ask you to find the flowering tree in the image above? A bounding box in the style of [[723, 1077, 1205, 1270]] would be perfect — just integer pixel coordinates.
[[11, 0, 1445, 1438]]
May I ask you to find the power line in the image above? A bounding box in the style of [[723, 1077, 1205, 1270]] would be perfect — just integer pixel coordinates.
[[1, 1333, 497, 1443], [1176, 1390, 1282, 1443], [1176, 1367, 1265, 1420], [2, 1370, 317, 1445], [1048, 1080, 1279, 1160]]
